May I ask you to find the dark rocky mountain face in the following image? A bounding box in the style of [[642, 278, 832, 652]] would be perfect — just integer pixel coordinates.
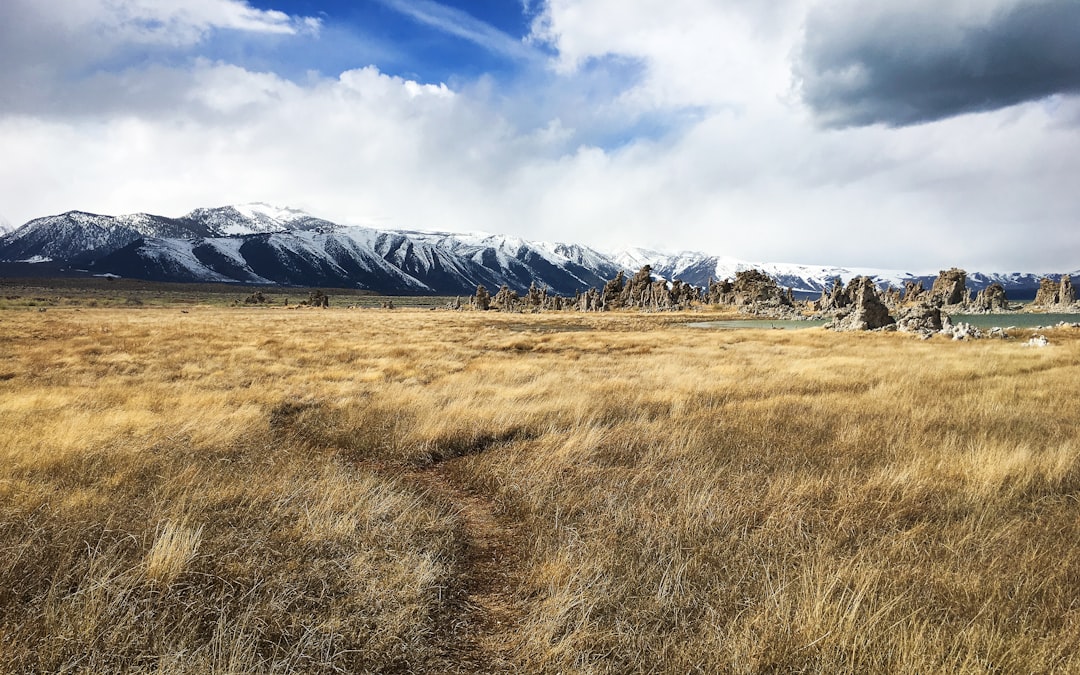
[[0, 205, 1073, 298], [0, 211, 204, 263], [0, 206, 620, 295]]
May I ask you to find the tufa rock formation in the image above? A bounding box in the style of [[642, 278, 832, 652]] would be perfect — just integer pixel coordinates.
[[493, 285, 520, 312], [902, 280, 927, 304], [576, 287, 603, 312], [708, 269, 794, 316], [971, 283, 1010, 312], [1033, 275, 1077, 307], [1064, 275, 1078, 305], [619, 266, 656, 309], [731, 269, 790, 307], [831, 277, 895, 331], [893, 303, 942, 334], [812, 278, 849, 313], [928, 268, 969, 306], [615, 266, 699, 311], [602, 271, 626, 309], [526, 282, 544, 309], [299, 290, 329, 308], [473, 284, 492, 311]]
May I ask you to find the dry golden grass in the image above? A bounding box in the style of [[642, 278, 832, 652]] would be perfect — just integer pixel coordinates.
[[1, 304, 1079, 673]]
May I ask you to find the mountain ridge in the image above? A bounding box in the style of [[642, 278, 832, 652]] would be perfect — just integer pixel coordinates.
[[0, 204, 1073, 299]]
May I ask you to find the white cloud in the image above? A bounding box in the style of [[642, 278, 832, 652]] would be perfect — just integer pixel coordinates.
[[57, 0, 315, 45], [377, 0, 538, 62], [0, 0, 320, 115], [530, 0, 804, 110]]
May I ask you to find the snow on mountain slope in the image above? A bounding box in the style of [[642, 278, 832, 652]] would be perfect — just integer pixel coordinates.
[[397, 230, 617, 291], [184, 203, 335, 236], [0, 210, 222, 263], [3, 203, 1073, 298], [607, 247, 933, 295], [0, 211, 151, 262]]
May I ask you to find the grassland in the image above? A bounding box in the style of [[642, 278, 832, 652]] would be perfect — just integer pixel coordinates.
[[1, 298, 1078, 673], [0, 276, 455, 309]]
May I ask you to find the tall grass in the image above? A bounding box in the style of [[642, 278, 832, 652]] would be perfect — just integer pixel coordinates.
[[1, 305, 1078, 672]]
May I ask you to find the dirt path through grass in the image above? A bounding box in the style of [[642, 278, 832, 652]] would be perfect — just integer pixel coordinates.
[[411, 459, 523, 673]]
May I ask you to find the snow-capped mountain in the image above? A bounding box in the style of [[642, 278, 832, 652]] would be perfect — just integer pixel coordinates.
[[0, 205, 1071, 298], [0, 203, 330, 264], [0, 205, 617, 294], [90, 225, 619, 295], [186, 203, 337, 236], [0, 211, 209, 264], [608, 248, 1052, 300]]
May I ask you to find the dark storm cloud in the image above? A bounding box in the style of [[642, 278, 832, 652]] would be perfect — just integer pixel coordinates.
[[797, 0, 1080, 127]]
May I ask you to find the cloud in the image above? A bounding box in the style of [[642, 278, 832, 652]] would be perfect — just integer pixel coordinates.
[[376, 0, 539, 62], [529, 0, 804, 110], [797, 0, 1080, 127], [0, 0, 319, 115], [0, 62, 551, 234]]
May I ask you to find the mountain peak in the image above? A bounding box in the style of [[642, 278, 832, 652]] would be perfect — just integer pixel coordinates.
[[183, 203, 327, 236], [231, 202, 313, 223]]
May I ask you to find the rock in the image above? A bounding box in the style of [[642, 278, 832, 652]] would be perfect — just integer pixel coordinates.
[[929, 268, 968, 306], [882, 286, 903, 308], [831, 276, 895, 331], [299, 290, 329, 307], [473, 284, 491, 311], [894, 303, 942, 334], [620, 266, 656, 308], [902, 280, 927, 303], [971, 283, 1010, 312], [526, 282, 545, 308], [730, 269, 791, 307], [578, 287, 602, 312], [602, 271, 626, 308], [1061, 275, 1077, 305], [669, 279, 699, 310], [710, 269, 795, 316], [493, 285, 520, 312], [1032, 274, 1076, 308], [1033, 277, 1059, 306], [614, 266, 703, 311], [950, 322, 982, 341], [1024, 334, 1050, 348]]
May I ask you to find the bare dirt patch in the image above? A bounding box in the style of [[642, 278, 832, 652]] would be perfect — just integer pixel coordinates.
[[410, 459, 523, 673]]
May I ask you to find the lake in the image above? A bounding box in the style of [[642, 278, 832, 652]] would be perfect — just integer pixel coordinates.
[[947, 313, 1080, 329]]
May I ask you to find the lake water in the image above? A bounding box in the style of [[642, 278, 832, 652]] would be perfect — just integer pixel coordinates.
[[948, 313, 1080, 329]]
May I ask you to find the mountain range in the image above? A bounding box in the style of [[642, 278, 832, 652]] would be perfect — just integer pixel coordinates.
[[0, 203, 1071, 300]]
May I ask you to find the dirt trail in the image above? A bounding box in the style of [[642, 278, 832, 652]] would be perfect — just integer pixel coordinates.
[[350, 444, 526, 672], [410, 459, 524, 673]]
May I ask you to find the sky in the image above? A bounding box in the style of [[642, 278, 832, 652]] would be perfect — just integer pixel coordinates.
[[1, 0, 1079, 272]]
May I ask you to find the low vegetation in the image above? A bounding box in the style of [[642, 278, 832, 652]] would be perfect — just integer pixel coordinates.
[[1, 298, 1078, 673]]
